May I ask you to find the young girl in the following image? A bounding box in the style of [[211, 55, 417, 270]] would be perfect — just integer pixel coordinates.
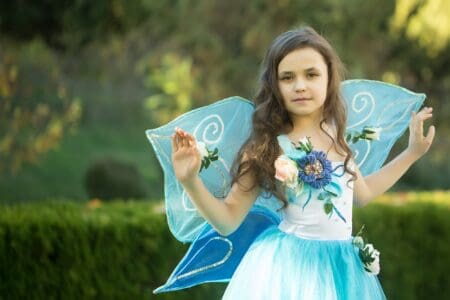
[[170, 27, 435, 299]]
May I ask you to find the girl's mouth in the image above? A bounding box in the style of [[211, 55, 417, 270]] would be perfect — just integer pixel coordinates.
[[292, 98, 311, 102]]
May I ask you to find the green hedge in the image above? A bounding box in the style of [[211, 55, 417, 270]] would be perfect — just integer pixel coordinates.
[[353, 202, 450, 300], [0, 201, 448, 299], [0, 201, 224, 300]]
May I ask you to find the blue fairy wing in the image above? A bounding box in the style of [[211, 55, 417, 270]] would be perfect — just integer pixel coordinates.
[[146, 96, 262, 242], [153, 205, 280, 293], [342, 79, 426, 176]]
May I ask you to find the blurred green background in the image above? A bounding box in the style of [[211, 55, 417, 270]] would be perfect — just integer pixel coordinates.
[[1, 0, 449, 202], [0, 0, 449, 299]]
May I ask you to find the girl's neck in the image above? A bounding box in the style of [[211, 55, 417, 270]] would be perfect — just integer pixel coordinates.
[[285, 117, 338, 158], [287, 114, 330, 138]]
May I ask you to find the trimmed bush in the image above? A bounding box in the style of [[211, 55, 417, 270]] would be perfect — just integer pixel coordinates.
[[0, 200, 225, 300], [0, 200, 448, 299], [353, 202, 450, 300], [84, 157, 148, 201]]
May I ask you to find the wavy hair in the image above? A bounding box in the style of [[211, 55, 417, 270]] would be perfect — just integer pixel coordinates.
[[230, 26, 357, 209]]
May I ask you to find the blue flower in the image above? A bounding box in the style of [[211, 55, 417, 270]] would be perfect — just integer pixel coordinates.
[[295, 150, 333, 189]]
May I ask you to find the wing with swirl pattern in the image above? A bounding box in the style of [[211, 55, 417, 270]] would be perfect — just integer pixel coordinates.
[[342, 79, 425, 176], [146, 96, 271, 243]]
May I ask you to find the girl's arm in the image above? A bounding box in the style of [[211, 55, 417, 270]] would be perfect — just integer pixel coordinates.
[[353, 106, 435, 206], [172, 128, 259, 236]]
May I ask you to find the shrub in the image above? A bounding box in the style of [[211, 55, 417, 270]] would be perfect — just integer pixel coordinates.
[[84, 157, 147, 200], [0, 199, 448, 299]]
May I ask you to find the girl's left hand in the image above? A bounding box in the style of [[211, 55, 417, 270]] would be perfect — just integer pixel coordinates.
[[406, 106, 435, 159]]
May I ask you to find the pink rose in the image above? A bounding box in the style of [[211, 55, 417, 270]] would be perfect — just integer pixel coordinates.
[[274, 156, 298, 188]]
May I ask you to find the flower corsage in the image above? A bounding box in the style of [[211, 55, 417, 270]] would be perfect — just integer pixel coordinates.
[[274, 136, 346, 222], [346, 126, 382, 144], [352, 225, 381, 275], [196, 141, 218, 172]]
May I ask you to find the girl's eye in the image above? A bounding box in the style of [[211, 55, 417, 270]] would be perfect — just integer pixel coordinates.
[[307, 73, 318, 79], [280, 75, 293, 81]]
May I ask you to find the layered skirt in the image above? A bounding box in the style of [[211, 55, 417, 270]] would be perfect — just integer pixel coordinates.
[[222, 225, 386, 300]]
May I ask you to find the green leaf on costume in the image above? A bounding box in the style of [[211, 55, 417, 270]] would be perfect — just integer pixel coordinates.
[[318, 192, 327, 200], [324, 202, 333, 214]]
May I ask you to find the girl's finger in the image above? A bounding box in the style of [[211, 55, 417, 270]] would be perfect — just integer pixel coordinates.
[[411, 111, 417, 124], [188, 132, 196, 143], [415, 117, 424, 138], [176, 127, 185, 138], [411, 112, 422, 137], [186, 133, 196, 147], [171, 134, 178, 152], [418, 113, 433, 137], [417, 107, 432, 113], [176, 131, 185, 148], [178, 132, 185, 148], [418, 113, 433, 120], [417, 112, 433, 118], [181, 131, 189, 148], [425, 125, 436, 144]]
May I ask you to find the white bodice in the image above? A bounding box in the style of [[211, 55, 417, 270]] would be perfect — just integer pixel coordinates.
[[276, 135, 354, 240]]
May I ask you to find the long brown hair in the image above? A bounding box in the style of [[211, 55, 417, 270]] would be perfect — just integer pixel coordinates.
[[231, 26, 356, 209]]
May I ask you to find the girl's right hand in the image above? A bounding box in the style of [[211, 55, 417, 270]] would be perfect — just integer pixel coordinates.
[[406, 106, 435, 159], [171, 128, 202, 184]]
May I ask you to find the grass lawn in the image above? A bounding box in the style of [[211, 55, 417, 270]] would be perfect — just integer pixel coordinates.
[[0, 124, 163, 203]]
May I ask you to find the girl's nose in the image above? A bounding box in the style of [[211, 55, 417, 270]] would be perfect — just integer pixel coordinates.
[[294, 79, 306, 92]]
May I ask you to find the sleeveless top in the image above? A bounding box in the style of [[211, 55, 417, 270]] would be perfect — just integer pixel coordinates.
[[276, 134, 354, 240]]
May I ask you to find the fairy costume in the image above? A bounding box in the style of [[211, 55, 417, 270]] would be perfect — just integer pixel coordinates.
[[222, 134, 385, 299], [146, 80, 425, 299]]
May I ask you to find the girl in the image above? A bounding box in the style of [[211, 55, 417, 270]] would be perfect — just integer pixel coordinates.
[[170, 27, 435, 299]]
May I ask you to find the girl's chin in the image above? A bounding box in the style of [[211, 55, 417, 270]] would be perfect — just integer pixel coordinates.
[[287, 109, 323, 120], [287, 109, 318, 115]]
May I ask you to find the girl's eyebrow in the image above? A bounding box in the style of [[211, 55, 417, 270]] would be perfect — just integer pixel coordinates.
[[278, 67, 320, 75], [304, 67, 319, 72]]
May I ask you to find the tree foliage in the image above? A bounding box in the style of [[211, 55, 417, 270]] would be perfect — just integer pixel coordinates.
[[0, 0, 448, 192], [139, 53, 197, 124], [0, 41, 82, 175], [0, 0, 152, 50]]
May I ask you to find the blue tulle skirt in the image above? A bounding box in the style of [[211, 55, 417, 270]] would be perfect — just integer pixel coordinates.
[[222, 225, 386, 300]]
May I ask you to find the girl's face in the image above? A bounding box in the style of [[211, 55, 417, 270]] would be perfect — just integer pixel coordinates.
[[277, 47, 328, 121]]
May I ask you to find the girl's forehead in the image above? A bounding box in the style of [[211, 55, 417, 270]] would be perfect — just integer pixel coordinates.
[[278, 48, 327, 72]]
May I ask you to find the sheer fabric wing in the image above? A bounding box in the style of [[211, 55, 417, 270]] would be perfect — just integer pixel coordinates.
[[153, 206, 280, 293], [145, 97, 256, 242], [342, 80, 426, 176]]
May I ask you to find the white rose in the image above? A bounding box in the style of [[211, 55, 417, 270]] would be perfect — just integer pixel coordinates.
[[365, 253, 380, 275], [364, 243, 375, 253], [363, 243, 381, 275], [364, 127, 382, 141], [296, 136, 313, 153], [299, 136, 310, 146], [352, 236, 364, 249], [196, 141, 209, 158]]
